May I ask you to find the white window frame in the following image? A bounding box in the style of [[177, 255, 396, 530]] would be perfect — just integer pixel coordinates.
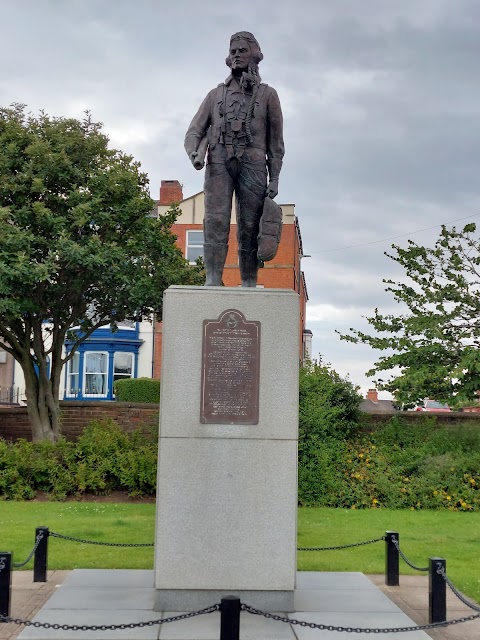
[[65, 352, 80, 398], [186, 230, 204, 264], [117, 320, 136, 330], [83, 351, 109, 398], [113, 351, 135, 386]]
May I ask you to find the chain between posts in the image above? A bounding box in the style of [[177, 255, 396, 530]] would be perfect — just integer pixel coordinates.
[[12, 532, 44, 568], [49, 532, 154, 547], [2, 599, 479, 633], [298, 536, 385, 551], [0, 605, 219, 630], [436, 563, 480, 612], [242, 603, 480, 633], [391, 535, 429, 572]]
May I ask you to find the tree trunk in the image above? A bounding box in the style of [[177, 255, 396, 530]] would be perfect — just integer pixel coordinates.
[[22, 359, 61, 442]]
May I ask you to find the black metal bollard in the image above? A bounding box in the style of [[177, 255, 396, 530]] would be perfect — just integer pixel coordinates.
[[33, 527, 49, 583], [429, 557, 446, 623], [0, 552, 12, 619], [220, 596, 241, 640], [385, 531, 399, 586]]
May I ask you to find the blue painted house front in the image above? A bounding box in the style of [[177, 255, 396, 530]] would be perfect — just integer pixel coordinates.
[[63, 322, 143, 401]]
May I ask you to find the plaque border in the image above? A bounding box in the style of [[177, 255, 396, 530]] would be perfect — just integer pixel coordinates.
[[200, 308, 260, 425]]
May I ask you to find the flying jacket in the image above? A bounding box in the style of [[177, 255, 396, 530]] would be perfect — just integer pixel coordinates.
[[185, 74, 285, 181]]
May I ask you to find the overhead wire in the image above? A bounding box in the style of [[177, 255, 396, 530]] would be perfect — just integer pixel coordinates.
[[310, 212, 480, 254]]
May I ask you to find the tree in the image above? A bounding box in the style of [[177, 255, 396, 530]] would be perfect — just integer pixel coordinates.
[[299, 358, 362, 441], [298, 358, 362, 505], [339, 223, 480, 407], [0, 105, 203, 441]]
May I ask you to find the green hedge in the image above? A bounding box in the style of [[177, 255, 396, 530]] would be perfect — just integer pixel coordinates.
[[114, 378, 160, 403], [0, 420, 158, 500], [298, 416, 480, 510], [3, 405, 480, 508], [297, 361, 480, 509]]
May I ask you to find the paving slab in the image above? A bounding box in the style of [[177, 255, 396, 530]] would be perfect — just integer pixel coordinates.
[[8, 570, 480, 640], [18, 610, 162, 640], [42, 587, 155, 611], [366, 574, 480, 640], [287, 611, 430, 639], [159, 611, 296, 640], [294, 587, 399, 613], [63, 570, 154, 589], [1, 571, 68, 640], [295, 571, 377, 590]]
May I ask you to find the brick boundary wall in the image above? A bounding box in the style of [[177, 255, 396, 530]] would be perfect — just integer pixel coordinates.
[[362, 410, 476, 428], [0, 406, 477, 442], [0, 401, 159, 441]]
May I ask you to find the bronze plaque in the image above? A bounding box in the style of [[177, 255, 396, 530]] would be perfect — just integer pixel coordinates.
[[201, 309, 260, 424]]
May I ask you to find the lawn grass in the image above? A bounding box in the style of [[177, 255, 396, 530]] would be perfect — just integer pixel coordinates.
[[298, 507, 480, 602], [1, 503, 479, 602], [0, 502, 156, 570]]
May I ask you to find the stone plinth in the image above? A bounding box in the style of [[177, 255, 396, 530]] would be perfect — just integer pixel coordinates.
[[154, 286, 299, 612]]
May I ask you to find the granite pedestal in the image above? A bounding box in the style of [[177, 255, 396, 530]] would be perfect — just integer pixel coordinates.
[[154, 286, 299, 612]]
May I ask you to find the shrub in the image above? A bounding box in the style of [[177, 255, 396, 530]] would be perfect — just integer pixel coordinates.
[[0, 438, 37, 500], [299, 360, 362, 440], [298, 416, 480, 509], [31, 439, 77, 500], [298, 359, 362, 505], [0, 419, 158, 500], [114, 377, 160, 403]]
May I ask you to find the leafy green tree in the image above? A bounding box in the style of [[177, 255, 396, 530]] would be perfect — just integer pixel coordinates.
[[299, 358, 362, 440], [298, 358, 362, 504], [0, 105, 202, 441], [339, 223, 480, 407]]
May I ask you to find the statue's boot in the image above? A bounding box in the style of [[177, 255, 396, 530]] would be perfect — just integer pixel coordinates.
[[239, 249, 259, 288], [204, 242, 228, 286]]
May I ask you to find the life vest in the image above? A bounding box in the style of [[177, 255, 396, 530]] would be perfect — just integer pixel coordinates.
[[215, 82, 268, 178]]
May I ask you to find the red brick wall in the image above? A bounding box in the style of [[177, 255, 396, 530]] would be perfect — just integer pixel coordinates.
[[172, 221, 299, 290], [0, 406, 31, 440], [159, 180, 183, 205], [1, 406, 476, 442], [160, 212, 308, 376], [0, 402, 159, 442]]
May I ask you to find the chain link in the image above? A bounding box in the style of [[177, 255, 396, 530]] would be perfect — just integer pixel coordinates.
[[298, 536, 385, 551], [12, 531, 44, 568], [49, 531, 154, 547], [391, 535, 429, 572], [242, 603, 480, 633], [2, 597, 479, 634], [0, 604, 219, 630], [436, 563, 480, 612]]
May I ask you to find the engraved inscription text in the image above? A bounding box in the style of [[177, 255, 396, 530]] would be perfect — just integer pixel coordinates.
[[201, 309, 260, 424]]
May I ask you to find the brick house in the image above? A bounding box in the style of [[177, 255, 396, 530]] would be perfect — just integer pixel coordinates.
[[153, 180, 311, 378], [360, 389, 396, 413], [4, 179, 311, 404]]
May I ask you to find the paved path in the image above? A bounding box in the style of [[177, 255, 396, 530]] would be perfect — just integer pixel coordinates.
[[1, 571, 478, 640], [368, 575, 479, 640], [1, 572, 69, 640]]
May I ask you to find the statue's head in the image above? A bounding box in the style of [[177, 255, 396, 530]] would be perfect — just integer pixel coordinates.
[[225, 32, 263, 73]]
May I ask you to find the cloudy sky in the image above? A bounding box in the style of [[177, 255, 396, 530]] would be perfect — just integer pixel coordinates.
[[2, 0, 480, 396]]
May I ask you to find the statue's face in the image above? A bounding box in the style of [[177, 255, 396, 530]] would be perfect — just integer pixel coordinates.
[[229, 38, 252, 72]]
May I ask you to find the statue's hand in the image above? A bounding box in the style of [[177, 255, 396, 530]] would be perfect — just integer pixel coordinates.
[[189, 151, 199, 167], [266, 179, 279, 199]]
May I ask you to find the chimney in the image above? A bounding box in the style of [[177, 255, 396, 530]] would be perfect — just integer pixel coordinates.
[[366, 389, 378, 402], [159, 180, 183, 205]]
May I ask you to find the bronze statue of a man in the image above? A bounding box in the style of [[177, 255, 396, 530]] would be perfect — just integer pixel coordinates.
[[185, 32, 284, 287]]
